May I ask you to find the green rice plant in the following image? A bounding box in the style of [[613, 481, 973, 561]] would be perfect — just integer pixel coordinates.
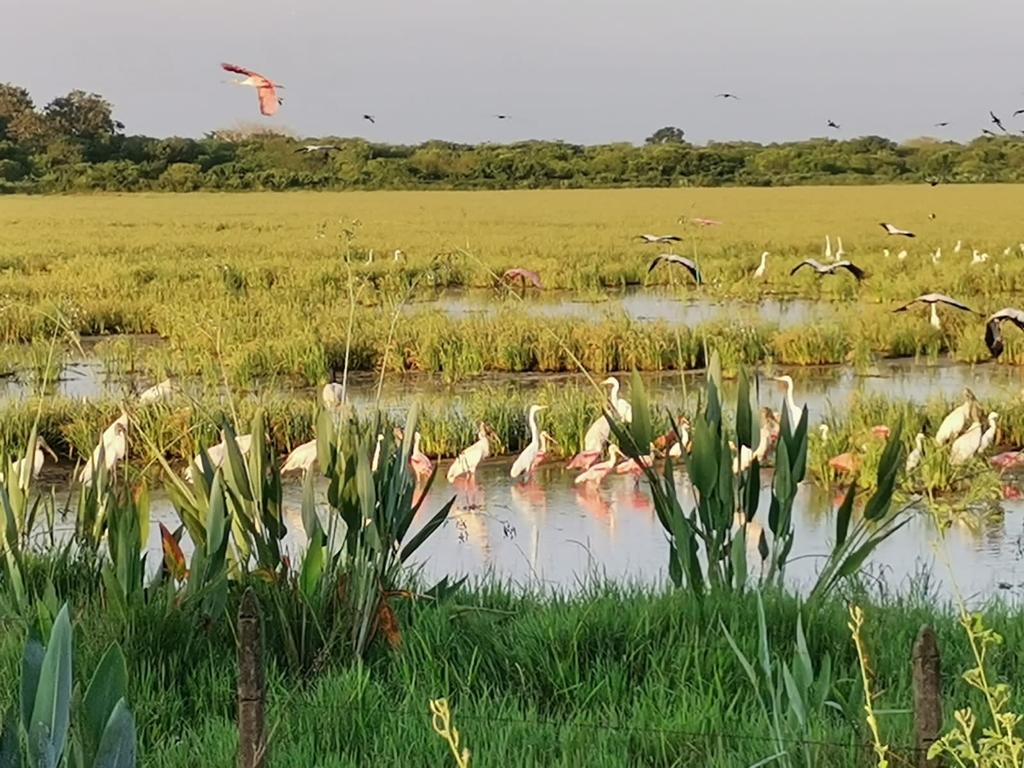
[[100, 486, 150, 623]]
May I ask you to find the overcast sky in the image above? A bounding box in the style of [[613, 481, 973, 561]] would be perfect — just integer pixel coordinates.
[[3, 0, 1023, 145]]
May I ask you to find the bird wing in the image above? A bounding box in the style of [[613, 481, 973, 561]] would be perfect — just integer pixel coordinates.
[[934, 295, 977, 313], [647, 255, 666, 273], [660, 235, 683, 242], [879, 222, 894, 234], [221, 62, 262, 78], [789, 260, 814, 276], [1014, 109, 1024, 117], [257, 85, 280, 116], [833, 261, 865, 280]]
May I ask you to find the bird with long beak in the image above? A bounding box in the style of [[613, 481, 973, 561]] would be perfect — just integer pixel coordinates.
[[1, 435, 59, 489]]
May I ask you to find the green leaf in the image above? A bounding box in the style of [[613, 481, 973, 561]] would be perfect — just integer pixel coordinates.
[[92, 699, 136, 768], [400, 497, 456, 563], [736, 369, 753, 450], [29, 603, 73, 767], [0, 708, 19, 768], [206, 473, 227, 558], [864, 423, 904, 521], [629, 371, 653, 451], [688, 418, 719, 500], [20, 635, 43, 732], [781, 663, 807, 728], [299, 537, 325, 600], [834, 484, 856, 548], [83, 645, 128, 762]]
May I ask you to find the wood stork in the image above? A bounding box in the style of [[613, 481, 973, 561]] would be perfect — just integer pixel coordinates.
[[771, 375, 802, 428], [733, 408, 778, 474], [1, 436, 58, 488], [322, 382, 345, 411], [573, 445, 620, 486], [139, 378, 175, 404], [754, 251, 768, 278], [566, 416, 610, 470], [880, 222, 915, 238], [984, 308, 1024, 357], [409, 432, 433, 482], [221, 63, 283, 116], [447, 423, 493, 483], [510, 405, 548, 480], [892, 293, 976, 331], [950, 418, 984, 465], [184, 432, 253, 482], [79, 421, 128, 487], [978, 412, 999, 454], [648, 254, 703, 284], [281, 439, 318, 474], [789, 258, 865, 281], [936, 389, 978, 445], [638, 233, 682, 244], [905, 433, 926, 473], [602, 377, 633, 423]]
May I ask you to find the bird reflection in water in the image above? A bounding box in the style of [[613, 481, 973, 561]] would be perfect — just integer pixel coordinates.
[[451, 506, 491, 556], [450, 475, 487, 510], [574, 484, 615, 532], [613, 484, 652, 516]]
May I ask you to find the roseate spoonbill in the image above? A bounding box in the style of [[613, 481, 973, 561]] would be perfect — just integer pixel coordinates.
[[1, 436, 58, 488], [510, 405, 547, 481], [615, 446, 654, 478], [139, 378, 175, 404], [409, 432, 433, 482], [880, 222, 915, 238], [447, 423, 493, 483], [991, 451, 1024, 470], [936, 389, 979, 445], [221, 63, 283, 117], [732, 408, 778, 474], [893, 293, 977, 331], [789, 259, 864, 281], [648, 254, 702, 285], [638, 233, 682, 244], [566, 416, 610, 470], [79, 422, 128, 487], [184, 432, 253, 483], [602, 376, 633, 423], [905, 433, 926, 473], [753, 251, 768, 278], [771, 375, 802, 428], [501, 267, 543, 290], [985, 308, 1024, 358], [574, 446, 620, 486], [281, 439, 317, 474]]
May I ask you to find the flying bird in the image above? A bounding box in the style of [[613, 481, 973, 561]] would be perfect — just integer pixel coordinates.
[[363, 114, 376, 124], [934, 121, 951, 127], [826, 119, 840, 130], [1013, 109, 1024, 117], [715, 93, 740, 100], [985, 308, 1024, 358], [892, 293, 977, 331], [295, 145, 341, 154], [638, 233, 682, 244], [982, 129, 998, 137], [789, 259, 865, 281], [648, 254, 703, 284], [494, 114, 511, 120], [879, 222, 915, 238], [990, 111, 1008, 133], [221, 63, 283, 117]]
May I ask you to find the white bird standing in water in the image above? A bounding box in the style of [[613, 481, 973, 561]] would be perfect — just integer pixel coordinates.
[[281, 439, 318, 474], [936, 389, 979, 445], [409, 432, 433, 482], [447, 423, 493, 483], [602, 376, 633, 423], [1, 436, 58, 488], [835, 236, 846, 260], [978, 412, 999, 454], [772, 375, 802, 427], [79, 421, 128, 487], [824, 235, 833, 261], [370, 433, 384, 472], [573, 445, 620, 486], [184, 431, 253, 482], [732, 408, 778, 474], [139, 378, 175, 404], [322, 382, 345, 412], [954, 240, 962, 254], [511, 405, 548, 480], [754, 251, 768, 278], [905, 433, 926, 473], [566, 415, 611, 470], [950, 416, 988, 465]]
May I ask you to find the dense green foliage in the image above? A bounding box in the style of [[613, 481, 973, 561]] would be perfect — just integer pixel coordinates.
[[5, 82, 1024, 191]]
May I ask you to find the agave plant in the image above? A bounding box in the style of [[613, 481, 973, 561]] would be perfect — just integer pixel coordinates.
[[0, 603, 136, 768]]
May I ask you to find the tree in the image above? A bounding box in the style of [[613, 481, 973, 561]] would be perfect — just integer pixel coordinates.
[[645, 126, 686, 145], [0, 83, 48, 144], [43, 90, 122, 140]]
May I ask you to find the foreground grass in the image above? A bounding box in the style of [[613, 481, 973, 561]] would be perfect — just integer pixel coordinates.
[[3, 570, 1023, 767]]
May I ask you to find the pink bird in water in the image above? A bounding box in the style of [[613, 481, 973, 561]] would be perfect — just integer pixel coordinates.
[[574, 446, 621, 486], [614, 448, 654, 479], [221, 62, 284, 116], [501, 267, 543, 290], [409, 431, 433, 482], [691, 218, 722, 226]]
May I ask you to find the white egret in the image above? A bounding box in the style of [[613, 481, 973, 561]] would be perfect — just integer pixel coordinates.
[[896, 250, 908, 262], [602, 377, 633, 423], [954, 240, 962, 253], [510, 405, 548, 480], [1, 436, 58, 488], [79, 422, 128, 487], [281, 439, 318, 474], [936, 389, 978, 445], [835, 236, 846, 260], [905, 433, 926, 473], [447, 423, 493, 483], [984, 308, 1024, 358], [771, 375, 802, 428], [753, 251, 768, 278], [824, 235, 833, 261], [566, 415, 610, 470], [732, 408, 778, 474]]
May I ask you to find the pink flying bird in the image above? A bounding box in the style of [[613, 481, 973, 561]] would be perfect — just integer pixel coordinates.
[[221, 62, 283, 116]]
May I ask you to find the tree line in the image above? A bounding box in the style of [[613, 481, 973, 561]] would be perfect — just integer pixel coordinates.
[[3, 82, 1024, 192]]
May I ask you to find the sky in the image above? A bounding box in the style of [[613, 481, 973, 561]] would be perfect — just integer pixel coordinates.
[[3, 0, 1023, 146]]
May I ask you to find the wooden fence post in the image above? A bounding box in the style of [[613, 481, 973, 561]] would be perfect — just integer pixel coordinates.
[[238, 589, 267, 768], [912, 625, 942, 768]]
